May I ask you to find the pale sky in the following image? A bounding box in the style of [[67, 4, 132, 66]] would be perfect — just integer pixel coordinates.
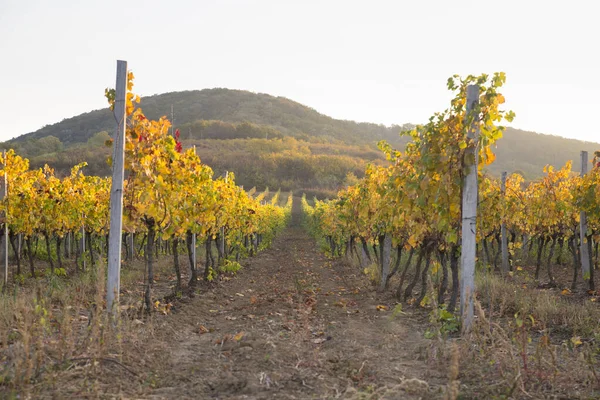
[[1, 0, 599, 143]]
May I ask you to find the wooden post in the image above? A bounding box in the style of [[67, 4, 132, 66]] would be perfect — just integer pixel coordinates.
[[219, 227, 225, 260], [460, 85, 479, 332], [521, 233, 529, 265], [192, 231, 196, 270], [107, 60, 128, 313], [66, 232, 71, 259], [580, 151, 591, 283], [81, 215, 86, 270], [220, 171, 228, 258], [128, 232, 134, 261], [171, 105, 174, 136], [2, 150, 7, 287], [191, 145, 197, 268], [379, 234, 392, 292], [501, 171, 509, 273]]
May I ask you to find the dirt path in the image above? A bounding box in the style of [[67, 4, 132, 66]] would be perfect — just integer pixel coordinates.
[[136, 202, 445, 399]]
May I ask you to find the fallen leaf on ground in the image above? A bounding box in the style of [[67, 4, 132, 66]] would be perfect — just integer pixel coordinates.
[[198, 325, 209, 334], [215, 334, 232, 344]]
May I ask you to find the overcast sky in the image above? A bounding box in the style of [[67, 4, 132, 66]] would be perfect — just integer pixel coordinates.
[[1, 0, 598, 143]]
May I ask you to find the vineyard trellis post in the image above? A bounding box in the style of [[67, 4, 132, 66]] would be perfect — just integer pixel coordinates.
[[128, 232, 134, 261], [107, 60, 128, 314], [460, 84, 479, 332], [579, 150, 591, 286], [192, 232, 196, 271], [81, 214, 85, 271], [192, 145, 197, 269], [501, 171, 509, 273], [220, 171, 228, 259], [2, 150, 7, 287], [66, 232, 71, 258]]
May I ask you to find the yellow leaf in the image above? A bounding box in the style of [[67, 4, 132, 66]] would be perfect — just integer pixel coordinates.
[[447, 231, 458, 244], [483, 146, 496, 165], [407, 235, 418, 248], [571, 336, 582, 347], [233, 331, 245, 341], [431, 261, 440, 275], [376, 305, 388, 311], [449, 203, 459, 215]]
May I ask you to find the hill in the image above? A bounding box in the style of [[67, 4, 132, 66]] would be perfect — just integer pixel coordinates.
[[3, 88, 599, 195], [489, 128, 598, 178], [12, 88, 406, 146]]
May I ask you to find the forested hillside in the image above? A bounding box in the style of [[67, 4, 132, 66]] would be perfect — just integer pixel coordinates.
[[489, 128, 599, 178], [11, 88, 405, 146], [3, 88, 599, 196]]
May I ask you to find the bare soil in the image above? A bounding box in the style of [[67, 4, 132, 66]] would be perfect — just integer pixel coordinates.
[[10, 204, 600, 398], [107, 209, 445, 399]]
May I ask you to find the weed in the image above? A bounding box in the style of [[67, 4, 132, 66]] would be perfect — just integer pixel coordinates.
[[219, 259, 242, 275], [205, 266, 216, 282], [362, 262, 380, 286], [425, 307, 459, 339]]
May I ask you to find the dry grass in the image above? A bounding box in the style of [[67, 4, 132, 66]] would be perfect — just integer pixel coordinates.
[[4, 238, 599, 399], [0, 258, 173, 398], [476, 273, 600, 337], [430, 273, 600, 399], [0, 238, 246, 397]]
